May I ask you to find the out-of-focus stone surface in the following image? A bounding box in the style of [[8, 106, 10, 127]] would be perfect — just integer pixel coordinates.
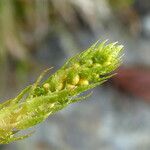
[[5, 87, 150, 150]]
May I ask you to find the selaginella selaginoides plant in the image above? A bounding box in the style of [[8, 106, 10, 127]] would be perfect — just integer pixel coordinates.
[[0, 40, 123, 144]]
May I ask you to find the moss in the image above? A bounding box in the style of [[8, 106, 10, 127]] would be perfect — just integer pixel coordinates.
[[0, 40, 123, 144]]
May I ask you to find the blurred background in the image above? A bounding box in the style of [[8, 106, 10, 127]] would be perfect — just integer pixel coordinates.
[[0, 0, 150, 149]]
